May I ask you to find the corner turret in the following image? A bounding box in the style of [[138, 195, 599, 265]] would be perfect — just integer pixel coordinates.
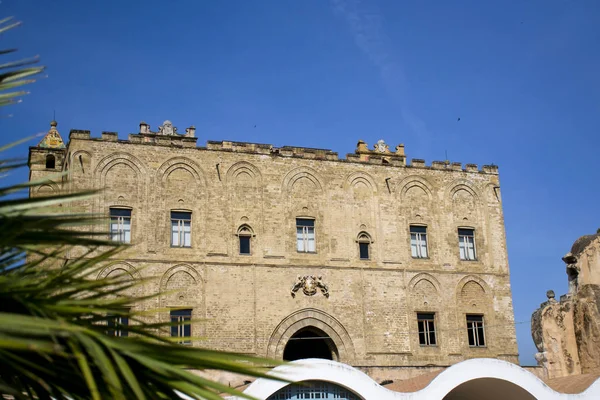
[[28, 120, 67, 197]]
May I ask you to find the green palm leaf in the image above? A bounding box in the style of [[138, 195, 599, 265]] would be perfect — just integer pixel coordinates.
[[0, 15, 286, 400], [0, 17, 43, 109]]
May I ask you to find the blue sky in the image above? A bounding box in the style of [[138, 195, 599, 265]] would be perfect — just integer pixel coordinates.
[[2, 0, 599, 365]]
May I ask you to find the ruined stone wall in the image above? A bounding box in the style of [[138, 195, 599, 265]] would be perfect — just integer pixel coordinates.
[[32, 126, 519, 367], [531, 296, 581, 379], [573, 284, 600, 374], [532, 234, 600, 378]]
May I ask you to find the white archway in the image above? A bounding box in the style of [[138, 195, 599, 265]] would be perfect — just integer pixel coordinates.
[[225, 358, 600, 400]]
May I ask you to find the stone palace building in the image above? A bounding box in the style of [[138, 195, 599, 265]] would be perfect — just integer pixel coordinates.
[[29, 119, 519, 380]]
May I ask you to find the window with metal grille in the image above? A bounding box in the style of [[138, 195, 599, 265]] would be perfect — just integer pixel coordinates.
[[410, 225, 428, 258], [417, 313, 436, 346], [170, 309, 192, 344], [296, 218, 315, 253], [466, 314, 486, 347], [458, 228, 476, 260], [171, 211, 191, 247], [109, 208, 131, 243], [267, 380, 361, 400]]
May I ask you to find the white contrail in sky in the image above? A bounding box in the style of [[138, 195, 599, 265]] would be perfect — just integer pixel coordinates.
[[331, 0, 429, 141]]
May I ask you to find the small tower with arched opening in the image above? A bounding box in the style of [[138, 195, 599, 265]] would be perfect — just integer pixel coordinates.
[[28, 120, 66, 197]]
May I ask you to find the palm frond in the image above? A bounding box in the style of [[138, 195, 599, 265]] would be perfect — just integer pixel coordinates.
[[0, 173, 285, 398], [0, 17, 43, 109], [0, 16, 286, 399]]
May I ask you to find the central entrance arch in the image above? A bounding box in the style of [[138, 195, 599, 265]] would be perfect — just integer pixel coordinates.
[[283, 327, 339, 361], [267, 308, 356, 362]]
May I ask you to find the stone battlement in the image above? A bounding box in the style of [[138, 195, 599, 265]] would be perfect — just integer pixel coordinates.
[[65, 120, 498, 174]]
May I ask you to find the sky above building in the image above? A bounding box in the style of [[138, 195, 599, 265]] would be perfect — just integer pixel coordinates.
[[1, 0, 598, 365]]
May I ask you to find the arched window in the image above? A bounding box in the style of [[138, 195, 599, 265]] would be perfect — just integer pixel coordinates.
[[356, 232, 372, 260], [45, 154, 56, 169], [237, 224, 254, 255]]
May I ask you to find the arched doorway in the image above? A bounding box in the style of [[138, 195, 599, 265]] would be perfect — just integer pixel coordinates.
[[283, 327, 339, 361], [267, 308, 355, 362], [267, 380, 362, 400]]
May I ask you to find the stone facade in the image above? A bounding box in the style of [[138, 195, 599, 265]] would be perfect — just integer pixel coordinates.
[[29, 120, 519, 370], [531, 233, 600, 379]]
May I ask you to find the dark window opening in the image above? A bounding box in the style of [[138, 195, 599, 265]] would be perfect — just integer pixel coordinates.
[[466, 314, 485, 347], [107, 313, 129, 337], [417, 313, 436, 346], [359, 242, 369, 259], [170, 309, 192, 344], [357, 232, 372, 260], [239, 235, 251, 254], [283, 327, 337, 361], [45, 154, 56, 169]]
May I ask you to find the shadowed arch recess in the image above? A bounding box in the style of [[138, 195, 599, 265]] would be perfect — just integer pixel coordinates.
[[282, 167, 324, 193], [159, 264, 202, 292], [344, 172, 377, 193], [157, 157, 205, 188], [445, 179, 481, 205], [226, 161, 262, 186], [398, 176, 434, 199], [96, 262, 142, 297], [443, 377, 536, 400], [95, 152, 145, 185], [283, 326, 339, 361], [409, 272, 441, 292], [97, 262, 141, 281], [456, 275, 489, 298], [159, 264, 203, 309], [267, 308, 355, 363]]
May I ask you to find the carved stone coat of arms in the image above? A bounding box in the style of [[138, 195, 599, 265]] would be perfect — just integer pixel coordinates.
[[291, 275, 329, 298]]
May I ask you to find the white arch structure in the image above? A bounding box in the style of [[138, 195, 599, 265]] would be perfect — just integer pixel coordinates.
[[226, 358, 600, 400]]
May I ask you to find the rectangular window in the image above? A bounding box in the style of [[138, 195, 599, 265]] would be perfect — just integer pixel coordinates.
[[359, 242, 369, 259], [107, 313, 129, 337], [417, 313, 437, 346], [170, 309, 192, 344], [458, 228, 476, 260], [296, 218, 315, 253], [466, 315, 486, 347], [110, 208, 131, 243], [239, 235, 251, 255], [410, 225, 428, 258], [171, 211, 191, 247]]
